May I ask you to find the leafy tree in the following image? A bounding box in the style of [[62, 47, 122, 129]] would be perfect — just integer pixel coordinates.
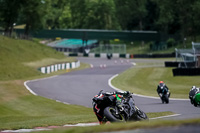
[[0, 0, 23, 35], [175, 0, 200, 41], [114, 0, 134, 30], [68, 0, 119, 29], [19, 0, 51, 35], [153, 0, 200, 40], [153, 0, 178, 33], [114, 0, 147, 30], [83, 0, 119, 29], [69, 0, 88, 29], [45, 0, 70, 29], [191, 0, 200, 40], [144, 0, 159, 31], [56, 4, 72, 29], [175, 0, 194, 39], [1, 0, 200, 41]]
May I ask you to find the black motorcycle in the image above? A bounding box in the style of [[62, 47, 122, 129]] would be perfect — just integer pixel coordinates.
[[159, 85, 170, 104], [92, 90, 148, 123]]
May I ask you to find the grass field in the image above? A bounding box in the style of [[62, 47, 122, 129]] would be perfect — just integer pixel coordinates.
[[111, 60, 200, 99]]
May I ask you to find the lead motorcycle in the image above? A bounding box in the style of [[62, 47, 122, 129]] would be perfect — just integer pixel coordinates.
[[92, 90, 148, 123]]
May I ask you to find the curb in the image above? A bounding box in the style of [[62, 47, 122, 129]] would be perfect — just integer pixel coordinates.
[[66, 52, 130, 59], [38, 60, 80, 74]]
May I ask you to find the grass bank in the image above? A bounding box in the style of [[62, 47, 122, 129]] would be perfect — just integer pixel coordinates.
[[0, 35, 96, 130], [0, 35, 65, 80], [40, 118, 200, 133], [112, 59, 200, 99]]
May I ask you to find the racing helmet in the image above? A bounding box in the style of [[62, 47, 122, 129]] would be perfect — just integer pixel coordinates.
[[191, 86, 196, 90], [159, 81, 164, 86]]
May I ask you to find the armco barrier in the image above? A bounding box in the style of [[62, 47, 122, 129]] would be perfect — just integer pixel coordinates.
[[133, 53, 175, 58], [165, 61, 180, 67], [67, 53, 130, 58], [68, 53, 78, 56], [83, 53, 89, 57], [165, 61, 196, 68], [39, 60, 80, 74], [66, 52, 174, 58], [120, 54, 126, 58], [95, 54, 100, 57]]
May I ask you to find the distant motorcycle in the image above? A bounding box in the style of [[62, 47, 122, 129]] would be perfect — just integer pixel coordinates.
[[159, 85, 170, 104], [107, 53, 112, 60], [92, 90, 148, 123]]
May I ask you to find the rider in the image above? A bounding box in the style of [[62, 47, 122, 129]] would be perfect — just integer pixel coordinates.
[[157, 81, 170, 97], [189, 86, 200, 107], [92, 90, 130, 124]]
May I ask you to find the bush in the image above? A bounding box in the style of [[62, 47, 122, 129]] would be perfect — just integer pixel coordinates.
[[167, 38, 176, 48]]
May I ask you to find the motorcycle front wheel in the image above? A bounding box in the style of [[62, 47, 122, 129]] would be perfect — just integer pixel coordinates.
[[164, 95, 169, 104], [103, 107, 126, 122], [136, 108, 148, 121]]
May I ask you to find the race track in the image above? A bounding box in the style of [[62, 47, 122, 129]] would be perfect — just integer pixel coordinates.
[[26, 57, 200, 120]]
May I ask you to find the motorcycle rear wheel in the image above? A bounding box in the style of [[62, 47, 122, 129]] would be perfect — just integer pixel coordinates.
[[103, 107, 125, 122]]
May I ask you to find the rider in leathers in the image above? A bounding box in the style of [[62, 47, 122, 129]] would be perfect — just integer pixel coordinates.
[[92, 90, 130, 124], [157, 81, 170, 98], [189, 86, 200, 107]]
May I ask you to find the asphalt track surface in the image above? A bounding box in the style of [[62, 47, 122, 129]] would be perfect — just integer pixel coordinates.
[[26, 57, 200, 120]]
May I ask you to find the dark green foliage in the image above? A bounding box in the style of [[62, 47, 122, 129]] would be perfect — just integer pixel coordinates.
[[1, 0, 200, 40], [166, 38, 176, 48]]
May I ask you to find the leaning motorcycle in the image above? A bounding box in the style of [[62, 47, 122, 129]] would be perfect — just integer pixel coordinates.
[[92, 90, 148, 123], [159, 85, 170, 104]]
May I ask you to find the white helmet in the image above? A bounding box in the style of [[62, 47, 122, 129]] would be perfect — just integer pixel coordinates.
[[191, 86, 196, 90]]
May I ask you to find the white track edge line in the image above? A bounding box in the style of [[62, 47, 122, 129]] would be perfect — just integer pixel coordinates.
[[24, 81, 38, 96], [149, 114, 181, 120], [24, 75, 58, 96]]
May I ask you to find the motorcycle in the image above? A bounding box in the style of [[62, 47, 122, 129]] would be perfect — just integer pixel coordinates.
[[159, 85, 170, 104], [92, 90, 148, 123]]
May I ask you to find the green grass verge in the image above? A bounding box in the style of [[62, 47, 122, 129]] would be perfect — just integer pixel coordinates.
[[39, 118, 200, 133], [0, 95, 96, 130], [112, 60, 200, 99]]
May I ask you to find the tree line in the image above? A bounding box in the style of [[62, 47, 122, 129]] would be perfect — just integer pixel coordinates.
[[0, 0, 200, 41]]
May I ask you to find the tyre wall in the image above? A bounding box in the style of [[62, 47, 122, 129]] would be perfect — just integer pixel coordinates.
[[173, 68, 200, 76]]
